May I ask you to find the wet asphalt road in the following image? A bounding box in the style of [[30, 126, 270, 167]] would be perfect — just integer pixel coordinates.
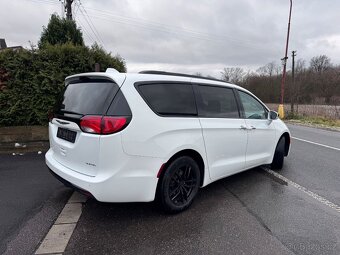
[[0, 123, 339, 255], [64, 124, 340, 255], [0, 153, 72, 255], [284, 124, 340, 205]]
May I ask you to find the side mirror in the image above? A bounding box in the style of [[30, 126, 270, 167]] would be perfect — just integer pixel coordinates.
[[268, 110, 278, 120]]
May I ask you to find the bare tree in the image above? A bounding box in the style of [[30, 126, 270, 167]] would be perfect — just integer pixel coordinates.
[[320, 68, 340, 104], [221, 67, 245, 84], [229, 55, 339, 115], [294, 58, 307, 112], [296, 58, 306, 73], [256, 61, 278, 77], [310, 55, 332, 73]]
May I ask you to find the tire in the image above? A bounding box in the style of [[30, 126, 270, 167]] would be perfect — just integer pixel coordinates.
[[158, 156, 201, 213], [271, 137, 285, 170]]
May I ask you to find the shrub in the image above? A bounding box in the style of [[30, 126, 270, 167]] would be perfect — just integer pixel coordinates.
[[0, 43, 126, 126]]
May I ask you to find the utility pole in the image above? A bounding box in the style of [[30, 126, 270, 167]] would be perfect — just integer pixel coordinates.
[[278, 0, 293, 119], [290, 50, 297, 115], [65, 0, 74, 20]]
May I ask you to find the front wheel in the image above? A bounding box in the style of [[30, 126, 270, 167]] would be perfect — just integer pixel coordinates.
[[158, 156, 200, 213], [271, 137, 285, 170]]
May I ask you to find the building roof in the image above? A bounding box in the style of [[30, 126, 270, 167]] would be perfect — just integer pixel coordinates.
[[0, 39, 23, 52]]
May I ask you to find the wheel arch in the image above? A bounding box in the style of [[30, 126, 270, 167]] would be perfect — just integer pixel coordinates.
[[158, 149, 205, 187]]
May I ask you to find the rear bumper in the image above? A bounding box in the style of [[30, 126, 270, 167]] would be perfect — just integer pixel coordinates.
[[45, 149, 160, 202], [48, 168, 94, 197]]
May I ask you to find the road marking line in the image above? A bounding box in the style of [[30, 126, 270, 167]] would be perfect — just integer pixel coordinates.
[[35, 192, 88, 254], [55, 203, 83, 225], [262, 167, 340, 214], [35, 224, 76, 254], [292, 137, 340, 151]]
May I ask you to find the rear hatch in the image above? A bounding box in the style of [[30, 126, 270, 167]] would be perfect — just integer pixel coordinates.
[[50, 75, 122, 177]]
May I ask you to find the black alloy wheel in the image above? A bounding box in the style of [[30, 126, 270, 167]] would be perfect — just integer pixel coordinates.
[[158, 156, 200, 213], [169, 164, 197, 205]]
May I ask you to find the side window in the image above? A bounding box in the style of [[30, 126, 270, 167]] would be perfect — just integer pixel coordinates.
[[137, 83, 197, 116], [197, 85, 239, 118], [238, 91, 267, 119]]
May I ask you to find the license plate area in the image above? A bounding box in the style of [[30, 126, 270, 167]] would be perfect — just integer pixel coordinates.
[[57, 127, 77, 143]]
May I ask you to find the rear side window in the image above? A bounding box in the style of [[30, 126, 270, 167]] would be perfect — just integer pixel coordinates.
[[106, 90, 132, 116], [58, 81, 118, 115], [137, 83, 197, 116], [197, 85, 239, 118]]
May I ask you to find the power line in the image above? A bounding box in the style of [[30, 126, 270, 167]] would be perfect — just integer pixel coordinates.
[[79, 24, 95, 44], [77, 0, 106, 48], [77, 7, 102, 46], [76, 15, 96, 44], [83, 6, 269, 51], [84, 12, 267, 51], [28, 0, 269, 51]]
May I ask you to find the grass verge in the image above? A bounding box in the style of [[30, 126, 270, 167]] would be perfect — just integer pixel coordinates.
[[285, 114, 340, 130]]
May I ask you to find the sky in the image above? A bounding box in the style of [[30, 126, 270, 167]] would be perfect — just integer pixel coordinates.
[[1, 0, 340, 77]]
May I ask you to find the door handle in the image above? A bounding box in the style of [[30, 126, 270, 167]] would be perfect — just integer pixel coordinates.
[[240, 125, 247, 130], [250, 126, 256, 130]]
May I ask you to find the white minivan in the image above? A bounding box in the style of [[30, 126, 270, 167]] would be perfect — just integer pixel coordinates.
[[46, 69, 290, 213]]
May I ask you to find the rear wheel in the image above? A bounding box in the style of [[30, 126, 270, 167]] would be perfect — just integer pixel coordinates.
[[158, 156, 200, 213], [271, 137, 285, 170]]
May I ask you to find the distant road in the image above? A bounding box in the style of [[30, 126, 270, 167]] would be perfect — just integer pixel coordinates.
[[287, 123, 340, 149], [284, 124, 340, 205]]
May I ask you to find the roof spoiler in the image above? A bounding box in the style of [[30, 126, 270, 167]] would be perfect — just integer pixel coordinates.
[[106, 68, 120, 74]]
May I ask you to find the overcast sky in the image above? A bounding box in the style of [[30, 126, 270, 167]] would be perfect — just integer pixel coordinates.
[[2, 0, 340, 77]]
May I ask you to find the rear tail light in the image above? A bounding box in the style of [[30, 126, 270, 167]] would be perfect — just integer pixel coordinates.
[[80, 116, 102, 134], [80, 115, 130, 135], [101, 117, 127, 134]]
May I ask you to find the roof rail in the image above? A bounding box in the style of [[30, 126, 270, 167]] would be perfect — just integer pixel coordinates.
[[139, 70, 230, 83]]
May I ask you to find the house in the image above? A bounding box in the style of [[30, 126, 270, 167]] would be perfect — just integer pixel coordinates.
[[0, 38, 7, 49], [0, 38, 23, 52]]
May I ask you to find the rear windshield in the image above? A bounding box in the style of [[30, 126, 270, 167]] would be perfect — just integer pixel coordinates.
[[57, 82, 118, 115]]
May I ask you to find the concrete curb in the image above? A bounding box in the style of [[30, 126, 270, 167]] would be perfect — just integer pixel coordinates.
[[35, 192, 88, 255]]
